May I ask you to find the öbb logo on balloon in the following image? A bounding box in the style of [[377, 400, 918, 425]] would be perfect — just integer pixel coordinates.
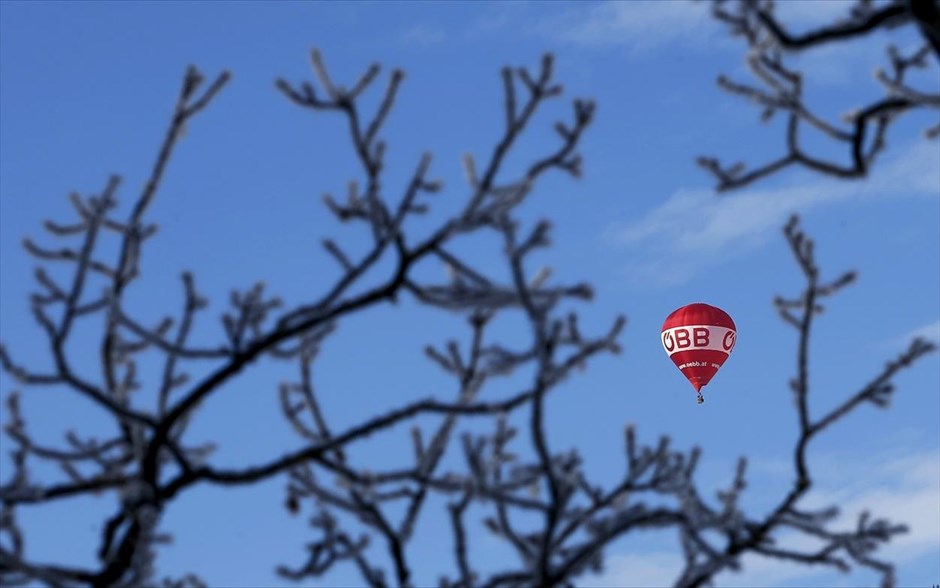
[[662, 325, 735, 354], [660, 303, 737, 404]]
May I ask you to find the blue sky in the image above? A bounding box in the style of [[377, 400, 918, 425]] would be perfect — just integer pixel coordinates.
[[1, 1, 937, 587]]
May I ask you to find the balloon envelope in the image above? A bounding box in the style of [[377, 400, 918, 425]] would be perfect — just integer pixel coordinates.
[[661, 303, 736, 396]]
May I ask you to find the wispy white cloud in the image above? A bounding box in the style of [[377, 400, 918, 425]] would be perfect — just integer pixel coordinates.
[[531, 0, 903, 93], [466, 3, 521, 35], [723, 450, 940, 586], [771, 0, 859, 27], [532, 0, 857, 52], [736, 448, 940, 585], [901, 319, 940, 344], [401, 24, 447, 46], [755, 3, 924, 93], [535, 1, 719, 52], [396, 4, 530, 47], [587, 448, 940, 587], [804, 450, 940, 553], [607, 140, 940, 287], [789, 34, 891, 87]]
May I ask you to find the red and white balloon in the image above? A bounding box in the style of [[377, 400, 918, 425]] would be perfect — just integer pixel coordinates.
[[661, 303, 736, 403]]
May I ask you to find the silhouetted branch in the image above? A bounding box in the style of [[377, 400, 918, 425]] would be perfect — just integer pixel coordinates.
[[1, 48, 932, 588], [702, 0, 939, 191], [679, 215, 931, 588], [756, 1, 909, 49]]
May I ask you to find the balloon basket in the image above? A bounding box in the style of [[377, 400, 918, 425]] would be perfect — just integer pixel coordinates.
[[696, 394, 704, 405]]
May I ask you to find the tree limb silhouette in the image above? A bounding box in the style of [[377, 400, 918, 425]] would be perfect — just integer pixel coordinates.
[[701, 0, 939, 191], [1, 51, 934, 588]]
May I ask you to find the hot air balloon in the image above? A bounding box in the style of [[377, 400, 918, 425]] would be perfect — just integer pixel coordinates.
[[661, 303, 736, 404]]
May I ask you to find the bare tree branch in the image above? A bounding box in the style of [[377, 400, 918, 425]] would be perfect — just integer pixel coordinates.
[[1, 49, 932, 588], [702, 0, 939, 191]]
